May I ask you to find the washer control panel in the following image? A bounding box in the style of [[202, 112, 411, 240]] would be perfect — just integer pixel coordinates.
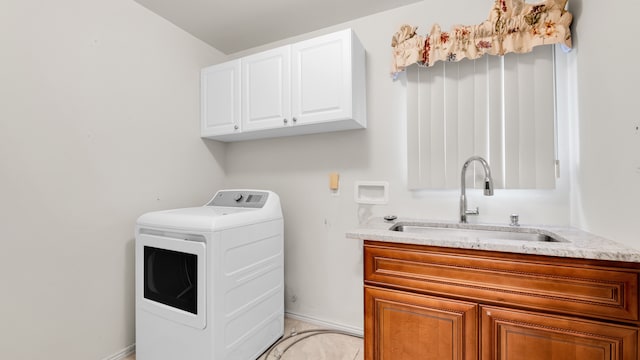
[[206, 190, 269, 208]]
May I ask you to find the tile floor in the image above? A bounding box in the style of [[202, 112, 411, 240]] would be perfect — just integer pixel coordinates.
[[124, 317, 364, 360]]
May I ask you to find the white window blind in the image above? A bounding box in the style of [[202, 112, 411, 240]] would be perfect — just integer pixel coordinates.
[[407, 45, 557, 190]]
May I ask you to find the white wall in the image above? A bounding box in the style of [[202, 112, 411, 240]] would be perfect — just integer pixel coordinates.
[[222, 0, 575, 331], [0, 0, 226, 358], [2, 0, 637, 356], [568, 0, 640, 249]]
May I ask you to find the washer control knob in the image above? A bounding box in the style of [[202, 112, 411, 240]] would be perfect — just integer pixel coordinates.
[[233, 193, 243, 202]]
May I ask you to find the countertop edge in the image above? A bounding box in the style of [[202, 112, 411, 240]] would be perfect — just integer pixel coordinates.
[[347, 219, 640, 264]]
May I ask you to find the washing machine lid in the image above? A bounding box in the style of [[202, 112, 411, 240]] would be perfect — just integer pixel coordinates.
[[136, 206, 255, 232], [136, 190, 282, 232]]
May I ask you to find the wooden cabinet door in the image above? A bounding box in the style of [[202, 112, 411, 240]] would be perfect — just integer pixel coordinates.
[[201, 60, 241, 137], [481, 306, 639, 360], [291, 29, 353, 126], [241, 45, 291, 132], [365, 286, 478, 360]]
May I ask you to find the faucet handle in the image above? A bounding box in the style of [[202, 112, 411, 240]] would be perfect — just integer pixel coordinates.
[[465, 207, 479, 216], [510, 214, 520, 226]]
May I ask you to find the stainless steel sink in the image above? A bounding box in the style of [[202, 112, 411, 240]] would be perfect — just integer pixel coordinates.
[[389, 223, 564, 242]]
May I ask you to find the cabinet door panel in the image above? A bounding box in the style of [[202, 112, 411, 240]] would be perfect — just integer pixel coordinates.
[[242, 46, 291, 131], [201, 60, 241, 136], [292, 30, 351, 125], [481, 306, 639, 360], [365, 286, 477, 360]]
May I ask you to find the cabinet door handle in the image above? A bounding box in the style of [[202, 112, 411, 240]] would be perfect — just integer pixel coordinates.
[[292, 117, 297, 123], [283, 118, 288, 124], [234, 125, 239, 130]]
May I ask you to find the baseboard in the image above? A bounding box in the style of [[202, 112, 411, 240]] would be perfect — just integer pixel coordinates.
[[101, 315, 360, 359], [102, 344, 135, 360], [285, 311, 363, 337]]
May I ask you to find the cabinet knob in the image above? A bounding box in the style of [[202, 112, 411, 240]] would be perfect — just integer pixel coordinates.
[[234, 125, 239, 130], [283, 118, 288, 124], [292, 117, 297, 123]]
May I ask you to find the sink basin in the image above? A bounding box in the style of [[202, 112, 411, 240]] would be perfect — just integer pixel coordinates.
[[389, 223, 564, 242]]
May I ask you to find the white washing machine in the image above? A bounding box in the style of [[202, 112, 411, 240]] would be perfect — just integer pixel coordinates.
[[135, 189, 283, 360]]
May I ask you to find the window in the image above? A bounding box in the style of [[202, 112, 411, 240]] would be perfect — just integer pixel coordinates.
[[406, 45, 559, 190]]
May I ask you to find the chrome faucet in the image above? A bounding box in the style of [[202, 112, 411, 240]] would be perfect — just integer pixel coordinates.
[[460, 156, 494, 223]]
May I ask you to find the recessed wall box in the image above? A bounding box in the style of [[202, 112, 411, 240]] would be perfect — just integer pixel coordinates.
[[354, 181, 389, 205]]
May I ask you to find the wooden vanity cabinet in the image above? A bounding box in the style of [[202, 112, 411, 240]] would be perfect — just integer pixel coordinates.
[[363, 240, 640, 360]]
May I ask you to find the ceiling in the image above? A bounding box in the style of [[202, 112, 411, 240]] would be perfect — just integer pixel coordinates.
[[134, 0, 422, 54]]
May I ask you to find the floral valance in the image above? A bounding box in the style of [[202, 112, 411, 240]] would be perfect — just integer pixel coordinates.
[[391, 0, 573, 76]]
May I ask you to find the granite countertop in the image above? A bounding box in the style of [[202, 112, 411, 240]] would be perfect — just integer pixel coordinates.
[[346, 217, 640, 263]]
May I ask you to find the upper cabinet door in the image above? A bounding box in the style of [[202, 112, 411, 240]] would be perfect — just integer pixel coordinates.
[[201, 60, 241, 137], [242, 46, 291, 132], [291, 29, 365, 126]]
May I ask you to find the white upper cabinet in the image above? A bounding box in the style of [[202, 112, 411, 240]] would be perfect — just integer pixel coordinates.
[[201, 60, 241, 137], [242, 46, 291, 132], [292, 30, 359, 126], [201, 28, 366, 142]]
